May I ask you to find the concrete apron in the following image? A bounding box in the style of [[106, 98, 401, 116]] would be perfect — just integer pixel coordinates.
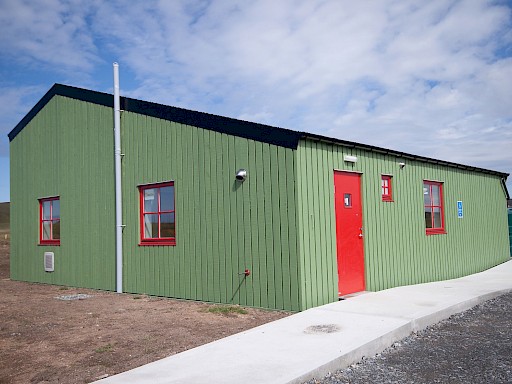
[[96, 260, 512, 384]]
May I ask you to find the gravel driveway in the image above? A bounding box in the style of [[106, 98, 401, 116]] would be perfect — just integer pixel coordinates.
[[305, 292, 512, 384]]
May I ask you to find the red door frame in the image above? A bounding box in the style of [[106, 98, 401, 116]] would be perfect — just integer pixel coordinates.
[[334, 171, 365, 296]]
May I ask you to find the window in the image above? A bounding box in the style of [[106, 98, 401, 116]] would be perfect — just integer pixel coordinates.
[[423, 181, 445, 235], [39, 197, 60, 245], [139, 182, 176, 245], [344, 193, 352, 208], [381, 175, 393, 201]]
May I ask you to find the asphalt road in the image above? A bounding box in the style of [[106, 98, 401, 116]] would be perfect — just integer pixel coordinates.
[[305, 292, 512, 384]]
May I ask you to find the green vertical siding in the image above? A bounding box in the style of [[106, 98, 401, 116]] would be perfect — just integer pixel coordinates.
[[296, 139, 510, 309], [120, 112, 301, 311], [295, 140, 338, 309], [10, 96, 116, 290], [11, 93, 509, 313], [10, 97, 302, 311]]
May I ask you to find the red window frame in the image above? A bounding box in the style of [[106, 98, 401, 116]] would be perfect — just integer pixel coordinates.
[[381, 175, 393, 202], [39, 196, 60, 245], [139, 181, 176, 246], [423, 180, 446, 235]]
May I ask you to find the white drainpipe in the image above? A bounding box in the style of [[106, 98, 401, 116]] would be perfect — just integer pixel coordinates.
[[113, 63, 123, 293]]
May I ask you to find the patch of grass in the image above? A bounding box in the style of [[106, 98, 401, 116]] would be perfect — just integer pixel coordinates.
[[206, 305, 248, 315], [133, 296, 142, 300], [59, 286, 69, 290], [95, 344, 113, 353]]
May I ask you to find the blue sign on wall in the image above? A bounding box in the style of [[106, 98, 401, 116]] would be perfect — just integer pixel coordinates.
[[457, 201, 463, 218]]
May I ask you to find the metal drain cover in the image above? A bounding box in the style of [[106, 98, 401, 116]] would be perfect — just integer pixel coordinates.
[[56, 294, 93, 301], [304, 324, 341, 334]]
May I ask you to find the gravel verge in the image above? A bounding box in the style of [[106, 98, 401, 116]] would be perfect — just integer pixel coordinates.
[[305, 292, 512, 384]]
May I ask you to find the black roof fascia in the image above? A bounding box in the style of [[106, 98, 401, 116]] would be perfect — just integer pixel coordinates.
[[8, 83, 510, 181], [8, 84, 112, 141], [8, 83, 301, 150], [303, 132, 509, 179], [121, 97, 302, 149]]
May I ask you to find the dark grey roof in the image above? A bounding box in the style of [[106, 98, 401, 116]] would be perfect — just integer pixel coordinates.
[[8, 84, 301, 149], [8, 83, 510, 182]]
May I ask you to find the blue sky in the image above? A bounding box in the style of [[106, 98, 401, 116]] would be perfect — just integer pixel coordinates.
[[0, 0, 511, 203]]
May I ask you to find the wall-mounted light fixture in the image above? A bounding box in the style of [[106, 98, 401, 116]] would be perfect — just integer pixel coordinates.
[[235, 169, 247, 181], [343, 155, 358, 163], [398, 162, 406, 169]]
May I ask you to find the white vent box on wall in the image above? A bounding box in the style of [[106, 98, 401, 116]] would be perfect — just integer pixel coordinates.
[[343, 154, 358, 163], [44, 252, 54, 272]]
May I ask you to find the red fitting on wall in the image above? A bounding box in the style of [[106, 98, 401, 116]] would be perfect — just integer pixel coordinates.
[[244, 269, 251, 277]]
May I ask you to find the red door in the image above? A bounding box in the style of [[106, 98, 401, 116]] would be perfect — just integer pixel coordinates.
[[334, 171, 365, 296]]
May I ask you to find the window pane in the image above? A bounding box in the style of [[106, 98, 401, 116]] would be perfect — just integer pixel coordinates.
[[424, 206, 433, 228], [52, 200, 60, 219], [160, 186, 174, 211], [423, 185, 431, 206], [43, 221, 51, 240], [432, 185, 440, 205], [382, 179, 388, 195], [160, 213, 175, 238], [144, 189, 158, 213], [43, 201, 51, 220], [433, 208, 442, 228], [144, 214, 159, 238], [344, 193, 352, 207], [53, 219, 61, 239]]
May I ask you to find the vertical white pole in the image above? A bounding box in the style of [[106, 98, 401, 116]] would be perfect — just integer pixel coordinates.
[[113, 63, 123, 293]]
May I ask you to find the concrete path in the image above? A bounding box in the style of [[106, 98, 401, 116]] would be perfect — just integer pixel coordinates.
[[96, 260, 512, 384]]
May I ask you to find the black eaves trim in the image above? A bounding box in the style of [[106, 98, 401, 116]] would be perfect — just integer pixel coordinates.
[[8, 84, 113, 142], [8, 83, 302, 150], [121, 97, 302, 149], [7, 83, 510, 180]]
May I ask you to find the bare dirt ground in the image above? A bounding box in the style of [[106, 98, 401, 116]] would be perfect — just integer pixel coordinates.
[[0, 236, 290, 384]]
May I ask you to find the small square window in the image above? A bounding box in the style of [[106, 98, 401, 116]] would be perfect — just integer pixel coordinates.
[[344, 193, 352, 208], [39, 197, 60, 245], [381, 175, 393, 202], [139, 181, 176, 246]]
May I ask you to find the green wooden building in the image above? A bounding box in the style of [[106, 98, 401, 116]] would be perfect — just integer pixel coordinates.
[[8, 84, 511, 311]]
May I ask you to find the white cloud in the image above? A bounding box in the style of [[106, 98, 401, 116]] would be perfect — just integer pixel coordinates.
[[0, 0, 511, 197], [0, 0, 100, 73]]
